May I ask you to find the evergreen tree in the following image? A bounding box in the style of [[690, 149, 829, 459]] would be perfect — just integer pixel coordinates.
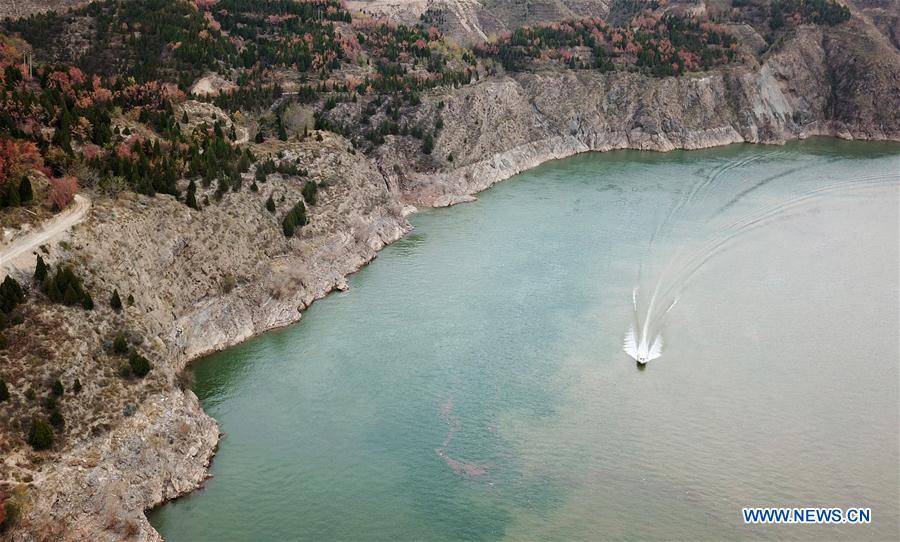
[[49, 408, 64, 428], [127, 294, 134, 306], [110, 289, 122, 311], [128, 351, 152, 378], [0, 379, 9, 401], [113, 332, 128, 354], [281, 200, 307, 237], [51, 379, 64, 397], [255, 130, 264, 143], [17, 178, 34, 204], [186, 179, 198, 209], [282, 214, 296, 237], [6, 183, 20, 207], [302, 180, 317, 206], [0, 276, 25, 314], [266, 194, 276, 213], [34, 255, 48, 283], [81, 292, 94, 310], [182, 111, 189, 123], [73, 378, 82, 394], [45, 276, 62, 303], [422, 133, 434, 155], [27, 417, 53, 450], [63, 284, 80, 305]]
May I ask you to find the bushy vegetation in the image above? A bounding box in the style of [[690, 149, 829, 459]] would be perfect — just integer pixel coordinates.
[[5, 0, 236, 87], [769, 0, 851, 30], [474, 14, 737, 76]]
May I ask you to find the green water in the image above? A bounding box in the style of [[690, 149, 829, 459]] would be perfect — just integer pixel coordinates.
[[150, 140, 900, 541]]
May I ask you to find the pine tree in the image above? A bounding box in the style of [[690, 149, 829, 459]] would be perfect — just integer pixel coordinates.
[[128, 351, 152, 378], [27, 417, 53, 450], [0, 379, 9, 401], [0, 275, 25, 314], [422, 133, 434, 155], [302, 181, 317, 206], [51, 379, 64, 397], [266, 195, 276, 213], [63, 284, 80, 305], [45, 276, 62, 303], [282, 214, 296, 237], [34, 255, 48, 283], [113, 332, 128, 355], [6, 183, 20, 207], [49, 409, 64, 428], [73, 378, 82, 394], [127, 294, 134, 306], [255, 130, 264, 143], [18, 176, 33, 203], [81, 292, 94, 310], [182, 111, 189, 123], [110, 289, 122, 312], [186, 179, 198, 209]]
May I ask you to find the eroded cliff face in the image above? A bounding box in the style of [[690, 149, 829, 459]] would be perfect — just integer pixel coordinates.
[[3, 135, 410, 540], [2, 19, 898, 542], [387, 22, 900, 205]]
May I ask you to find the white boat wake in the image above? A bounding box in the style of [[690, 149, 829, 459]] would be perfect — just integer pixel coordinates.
[[623, 153, 897, 366], [624, 287, 675, 364]]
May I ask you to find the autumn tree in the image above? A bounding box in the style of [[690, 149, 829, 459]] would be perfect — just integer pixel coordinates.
[[47, 176, 78, 211]]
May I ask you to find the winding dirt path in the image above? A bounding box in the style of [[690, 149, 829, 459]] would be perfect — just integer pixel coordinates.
[[0, 194, 91, 275]]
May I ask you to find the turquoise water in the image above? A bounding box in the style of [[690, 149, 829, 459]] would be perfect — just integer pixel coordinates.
[[150, 140, 900, 541]]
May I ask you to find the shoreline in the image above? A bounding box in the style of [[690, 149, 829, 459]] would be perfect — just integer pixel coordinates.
[[144, 131, 899, 527]]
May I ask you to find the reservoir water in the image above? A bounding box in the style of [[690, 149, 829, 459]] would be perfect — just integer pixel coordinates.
[[150, 140, 900, 541]]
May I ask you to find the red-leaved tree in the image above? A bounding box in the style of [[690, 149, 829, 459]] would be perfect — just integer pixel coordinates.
[[0, 137, 43, 186], [47, 176, 78, 211]]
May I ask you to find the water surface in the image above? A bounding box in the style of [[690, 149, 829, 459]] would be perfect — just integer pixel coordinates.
[[151, 140, 900, 540]]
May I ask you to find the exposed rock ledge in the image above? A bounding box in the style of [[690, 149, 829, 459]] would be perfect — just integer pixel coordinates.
[[4, 20, 899, 542]]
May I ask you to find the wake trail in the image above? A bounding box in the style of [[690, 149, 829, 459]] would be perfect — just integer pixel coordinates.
[[654, 175, 897, 306], [626, 162, 896, 364]]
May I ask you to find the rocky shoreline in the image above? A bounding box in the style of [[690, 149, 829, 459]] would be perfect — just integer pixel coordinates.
[[2, 17, 899, 541]]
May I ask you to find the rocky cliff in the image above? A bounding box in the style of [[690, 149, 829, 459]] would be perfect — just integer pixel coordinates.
[[384, 21, 900, 205]]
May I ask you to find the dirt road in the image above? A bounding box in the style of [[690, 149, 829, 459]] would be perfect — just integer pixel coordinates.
[[0, 194, 91, 275]]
